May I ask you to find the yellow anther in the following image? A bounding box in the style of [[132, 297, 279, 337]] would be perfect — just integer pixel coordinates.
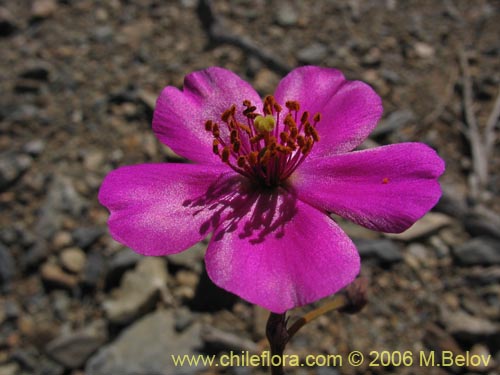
[[254, 115, 276, 133]]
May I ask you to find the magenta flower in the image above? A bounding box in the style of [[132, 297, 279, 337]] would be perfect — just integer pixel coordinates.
[[98, 66, 444, 313]]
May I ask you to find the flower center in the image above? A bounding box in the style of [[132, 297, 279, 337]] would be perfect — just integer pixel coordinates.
[[205, 95, 321, 187]]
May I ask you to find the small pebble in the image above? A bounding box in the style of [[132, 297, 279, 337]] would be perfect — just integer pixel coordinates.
[[60, 247, 86, 274]]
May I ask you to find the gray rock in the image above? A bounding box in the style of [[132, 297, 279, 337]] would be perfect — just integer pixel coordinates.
[[175, 307, 194, 332], [72, 226, 104, 249], [441, 308, 500, 343], [434, 186, 468, 218], [40, 262, 79, 290], [0, 7, 17, 37], [229, 366, 253, 375], [82, 149, 105, 171], [92, 26, 114, 42], [106, 249, 143, 288], [0, 227, 18, 245], [0, 242, 15, 286], [414, 42, 435, 59], [23, 140, 46, 156], [0, 363, 20, 375], [355, 239, 403, 265], [201, 325, 258, 353], [103, 257, 169, 325], [21, 240, 49, 271], [51, 290, 71, 320], [469, 344, 494, 372], [317, 367, 341, 375], [82, 250, 105, 289], [275, 2, 299, 26], [37, 357, 65, 375], [86, 310, 202, 375], [0, 151, 32, 191], [168, 241, 206, 273], [14, 79, 41, 93], [46, 320, 108, 369], [297, 43, 328, 64], [452, 237, 500, 266], [465, 266, 500, 285], [429, 235, 450, 258], [59, 247, 86, 274], [10, 349, 37, 372], [31, 0, 57, 19], [423, 324, 463, 359], [51, 231, 73, 250], [464, 207, 500, 239], [176, 270, 199, 288], [371, 109, 415, 138], [0, 302, 4, 324], [8, 104, 39, 123], [361, 47, 382, 67], [191, 269, 238, 311], [386, 213, 453, 241], [0, 7, 17, 33], [180, 0, 197, 9], [35, 175, 87, 239], [381, 69, 401, 84], [19, 65, 50, 81], [4, 300, 20, 320]]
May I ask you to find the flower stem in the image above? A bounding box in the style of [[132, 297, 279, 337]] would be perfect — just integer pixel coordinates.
[[266, 312, 289, 375], [263, 278, 368, 374], [287, 294, 348, 339]]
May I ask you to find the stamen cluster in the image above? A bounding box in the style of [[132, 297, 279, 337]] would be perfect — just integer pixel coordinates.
[[205, 95, 321, 187]]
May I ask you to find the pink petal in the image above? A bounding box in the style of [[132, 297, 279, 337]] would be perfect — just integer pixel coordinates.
[[274, 66, 383, 156], [205, 187, 360, 313], [292, 143, 445, 233], [98, 163, 241, 256], [153, 67, 262, 164]]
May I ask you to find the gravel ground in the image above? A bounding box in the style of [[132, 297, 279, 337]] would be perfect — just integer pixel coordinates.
[[1, 1, 499, 374]]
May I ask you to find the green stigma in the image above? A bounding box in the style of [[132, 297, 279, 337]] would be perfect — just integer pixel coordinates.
[[254, 115, 276, 133]]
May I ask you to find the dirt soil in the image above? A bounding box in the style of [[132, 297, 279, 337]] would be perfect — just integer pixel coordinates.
[[1, 0, 499, 374]]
